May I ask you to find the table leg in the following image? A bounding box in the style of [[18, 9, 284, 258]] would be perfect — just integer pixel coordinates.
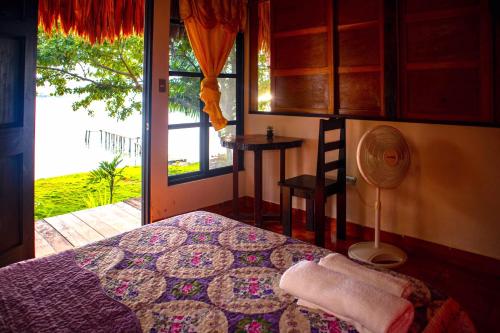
[[232, 149, 239, 219], [254, 150, 263, 227], [279, 148, 286, 223], [282, 187, 292, 236]]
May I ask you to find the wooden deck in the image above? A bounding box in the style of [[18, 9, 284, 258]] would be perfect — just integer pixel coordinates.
[[35, 198, 142, 257]]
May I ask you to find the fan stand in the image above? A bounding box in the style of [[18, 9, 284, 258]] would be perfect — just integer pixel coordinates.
[[348, 187, 407, 268]]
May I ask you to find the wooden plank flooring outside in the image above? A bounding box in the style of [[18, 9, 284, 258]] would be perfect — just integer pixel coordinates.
[[35, 199, 141, 258]]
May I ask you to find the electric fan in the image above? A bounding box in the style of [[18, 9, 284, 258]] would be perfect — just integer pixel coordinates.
[[348, 125, 410, 268]]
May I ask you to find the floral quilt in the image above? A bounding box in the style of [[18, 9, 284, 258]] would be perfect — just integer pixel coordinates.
[[0, 211, 473, 333]]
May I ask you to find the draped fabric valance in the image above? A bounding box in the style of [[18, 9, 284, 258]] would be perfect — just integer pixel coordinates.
[[257, 0, 270, 54], [180, 0, 247, 130], [38, 0, 144, 44], [180, 0, 247, 33]]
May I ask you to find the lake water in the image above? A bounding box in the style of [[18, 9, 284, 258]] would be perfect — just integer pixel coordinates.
[[35, 92, 228, 179]]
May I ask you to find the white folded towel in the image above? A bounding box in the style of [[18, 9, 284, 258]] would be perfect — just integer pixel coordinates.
[[280, 261, 414, 333], [319, 253, 413, 298]]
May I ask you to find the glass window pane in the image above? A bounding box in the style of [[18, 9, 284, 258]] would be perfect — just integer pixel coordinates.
[[258, 49, 271, 111], [221, 43, 237, 73], [209, 125, 235, 170], [169, 76, 200, 124], [168, 128, 200, 175], [217, 78, 237, 121], [169, 23, 200, 73]]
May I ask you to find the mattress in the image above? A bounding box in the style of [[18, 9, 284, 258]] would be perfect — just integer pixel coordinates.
[[0, 211, 474, 332]]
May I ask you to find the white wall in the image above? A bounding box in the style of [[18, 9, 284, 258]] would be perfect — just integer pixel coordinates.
[[150, 0, 245, 221], [242, 113, 500, 260]]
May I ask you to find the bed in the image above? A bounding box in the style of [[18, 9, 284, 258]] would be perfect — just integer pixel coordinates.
[[0, 211, 474, 332]]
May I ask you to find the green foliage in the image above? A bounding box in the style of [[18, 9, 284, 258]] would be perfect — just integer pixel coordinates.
[[35, 166, 142, 220], [167, 162, 200, 175], [35, 163, 200, 220], [88, 155, 126, 204], [257, 50, 271, 111], [37, 29, 143, 120], [37, 27, 238, 121], [84, 188, 110, 209]]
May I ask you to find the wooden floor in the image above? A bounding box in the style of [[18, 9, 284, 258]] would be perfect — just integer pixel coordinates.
[[35, 198, 141, 257]]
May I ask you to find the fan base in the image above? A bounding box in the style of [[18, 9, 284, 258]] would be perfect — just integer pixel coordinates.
[[348, 242, 407, 268]]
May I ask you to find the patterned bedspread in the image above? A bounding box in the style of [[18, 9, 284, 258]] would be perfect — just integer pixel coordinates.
[[0, 211, 474, 333]]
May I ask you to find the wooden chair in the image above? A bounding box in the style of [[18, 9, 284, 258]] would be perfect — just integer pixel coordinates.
[[279, 117, 346, 246]]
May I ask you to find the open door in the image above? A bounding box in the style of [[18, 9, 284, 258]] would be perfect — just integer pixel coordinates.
[[0, 0, 37, 267]]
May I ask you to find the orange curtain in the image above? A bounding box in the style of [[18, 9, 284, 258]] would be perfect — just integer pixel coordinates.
[[257, 0, 270, 55], [39, 0, 144, 44], [180, 0, 247, 131]]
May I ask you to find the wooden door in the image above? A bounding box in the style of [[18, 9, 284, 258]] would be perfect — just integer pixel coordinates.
[[399, 0, 493, 123], [0, 0, 37, 267], [336, 0, 395, 118], [270, 0, 334, 116], [494, 0, 500, 124]]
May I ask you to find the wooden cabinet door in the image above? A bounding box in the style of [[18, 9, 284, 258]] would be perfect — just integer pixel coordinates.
[[0, 0, 37, 267], [336, 0, 394, 118], [399, 0, 493, 123], [270, 0, 334, 115], [494, 1, 500, 124]]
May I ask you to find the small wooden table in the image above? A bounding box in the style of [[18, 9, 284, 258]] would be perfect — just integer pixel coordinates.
[[221, 135, 303, 227]]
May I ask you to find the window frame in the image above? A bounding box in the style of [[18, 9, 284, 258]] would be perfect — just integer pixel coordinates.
[[168, 21, 244, 185]]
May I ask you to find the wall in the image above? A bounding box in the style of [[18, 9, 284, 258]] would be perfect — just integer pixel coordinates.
[[151, 1, 500, 260], [150, 0, 245, 221], [242, 113, 500, 260]]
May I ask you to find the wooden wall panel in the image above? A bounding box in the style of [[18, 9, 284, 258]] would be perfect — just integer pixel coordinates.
[[270, 0, 334, 115], [274, 33, 328, 70], [406, 69, 480, 120], [405, 15, 480, 63], [405, 0, 479, 13], [336, 0, 388, 118], [338, 28, 380, 67], [273, 75, 330, 113], [338, 0, 379, 25], [494, 0, 500, 124], [339, 72, 381, 112], [399, 0, 492, 122], [272, 0, 328, 33]]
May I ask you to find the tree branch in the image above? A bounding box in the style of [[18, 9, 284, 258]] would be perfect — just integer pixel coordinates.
[[118, 41, 142, 91], [91, 62, 133, 77], [37, 65, 115, 88]]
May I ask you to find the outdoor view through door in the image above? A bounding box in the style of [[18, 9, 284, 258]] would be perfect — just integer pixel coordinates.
[[168, 12, 243, 185], [34, 6, 145, 257]]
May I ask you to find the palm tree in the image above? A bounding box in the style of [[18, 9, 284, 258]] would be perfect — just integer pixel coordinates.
[[88, 155, 126, 204]]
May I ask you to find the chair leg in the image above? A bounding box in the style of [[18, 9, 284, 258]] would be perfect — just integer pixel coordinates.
[[282, 187, 292, 237], [336, 191, 346, 240], [306, 198, 314, 231], [314, 194, 325, 246]]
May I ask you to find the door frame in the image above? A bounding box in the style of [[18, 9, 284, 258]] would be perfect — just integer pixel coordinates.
[[141, 0, 154, 226]]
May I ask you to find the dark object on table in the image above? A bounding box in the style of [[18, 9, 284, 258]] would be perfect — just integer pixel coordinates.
[[266, 126, 274, 139], [279, 118, 346, 247], [221, 135, 302, 227]]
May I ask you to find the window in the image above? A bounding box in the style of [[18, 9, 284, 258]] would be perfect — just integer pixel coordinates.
[[168, 18, 243, 185]]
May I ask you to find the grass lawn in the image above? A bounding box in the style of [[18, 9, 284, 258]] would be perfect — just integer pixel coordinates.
[[35, 163, 200, 220]]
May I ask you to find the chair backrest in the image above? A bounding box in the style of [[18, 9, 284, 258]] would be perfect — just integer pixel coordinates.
[[316, 117, 346, 189]]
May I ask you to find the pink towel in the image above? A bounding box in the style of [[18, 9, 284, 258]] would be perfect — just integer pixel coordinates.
[[280, 261, 414, 333], [319, 253, 413, 298]]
